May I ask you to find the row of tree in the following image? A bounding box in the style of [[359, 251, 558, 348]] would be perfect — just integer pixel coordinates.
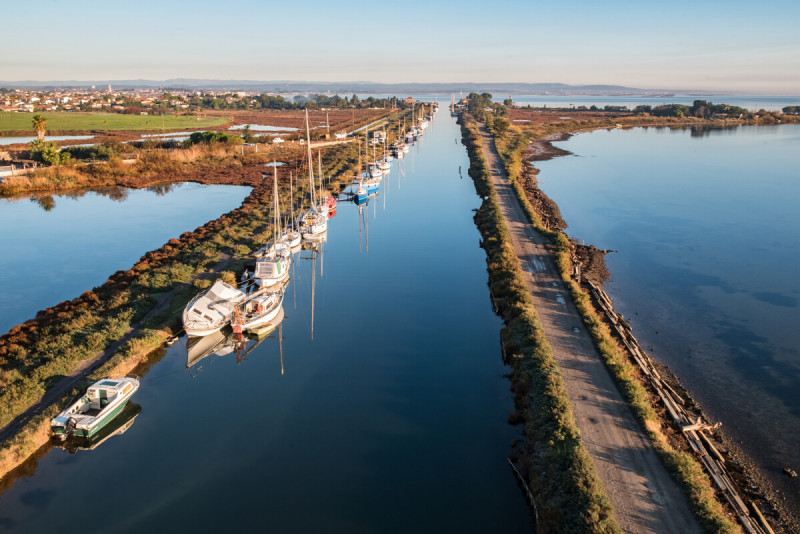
[[632, 100, 749, 118], [173, 93, 404, 112]]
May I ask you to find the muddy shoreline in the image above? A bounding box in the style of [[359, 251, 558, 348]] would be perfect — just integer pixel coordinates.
[[523, 134, 799, 533]]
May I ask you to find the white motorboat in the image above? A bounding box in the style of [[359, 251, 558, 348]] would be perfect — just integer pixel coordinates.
[[183, 280, 248, 337], [51, 377, 140, 439]]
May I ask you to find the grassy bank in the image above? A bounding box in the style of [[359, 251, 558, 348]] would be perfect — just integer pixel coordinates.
[[459, 116, 620, 533], [486, 119, 739, 533], [0, 112, 227, 134]]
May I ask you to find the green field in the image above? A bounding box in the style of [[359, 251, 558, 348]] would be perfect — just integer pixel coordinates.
[[0, 112, 228, 133]]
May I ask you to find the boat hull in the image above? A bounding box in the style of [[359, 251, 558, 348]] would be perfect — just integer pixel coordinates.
[[184, 323, 226, 338], [71, 400, 130, 438]]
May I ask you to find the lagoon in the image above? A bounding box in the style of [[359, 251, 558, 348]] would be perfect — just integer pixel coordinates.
[[0, 135, 95, 146], [535, 123, 800, 510], [0, 183, 251, 335]]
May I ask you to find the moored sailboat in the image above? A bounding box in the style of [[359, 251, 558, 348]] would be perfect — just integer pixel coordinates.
[[255, 166, 292, 287], [231, 290, 284, 334], [299, 110, 328, 241]]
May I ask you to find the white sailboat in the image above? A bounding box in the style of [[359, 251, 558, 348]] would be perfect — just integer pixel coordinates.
[[280, 170, 302, 248], [254, 166, 291, 288], [299, 109, 328, 241], [314, 152, 330, 218], [231, 290, 284, 334]]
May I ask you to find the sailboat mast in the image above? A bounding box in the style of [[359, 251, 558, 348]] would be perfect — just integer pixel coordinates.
[[310, 251, 315, 340], [318, 151, 323, 200], [305, 109, 315, 207], [273, 165, 279, 245], [289, 171, 294, 230], [279, 323, 284, 376]]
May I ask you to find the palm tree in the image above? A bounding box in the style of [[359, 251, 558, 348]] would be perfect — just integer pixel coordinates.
[[32, 114, 47, 141]]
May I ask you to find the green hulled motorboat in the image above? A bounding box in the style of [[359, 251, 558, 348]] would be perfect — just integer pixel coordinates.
[[51, 377, 140, 439]]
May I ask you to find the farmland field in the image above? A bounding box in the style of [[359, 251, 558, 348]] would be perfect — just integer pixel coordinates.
[[0, 112, 228, 133]]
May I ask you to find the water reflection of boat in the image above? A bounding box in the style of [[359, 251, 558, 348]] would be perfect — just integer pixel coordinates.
[[186, 308, 286, 371], [57, 402, 141, 453], [186, 328, 232, 368], [51, 377, 140, 439], [300, 240, 324, 340]]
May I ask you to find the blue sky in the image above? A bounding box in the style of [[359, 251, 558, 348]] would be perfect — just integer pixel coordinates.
[[3, 0, 799, 93]]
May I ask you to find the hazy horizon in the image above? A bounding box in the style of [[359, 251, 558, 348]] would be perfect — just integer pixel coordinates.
[[3, 0, 799, 94]]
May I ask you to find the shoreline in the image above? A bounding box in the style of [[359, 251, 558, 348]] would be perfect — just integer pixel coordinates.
[[0, 135, 365, 484], [521, 129, 799, 533]]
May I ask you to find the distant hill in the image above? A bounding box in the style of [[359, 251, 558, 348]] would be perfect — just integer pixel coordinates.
[[0, 79, 676, 96]]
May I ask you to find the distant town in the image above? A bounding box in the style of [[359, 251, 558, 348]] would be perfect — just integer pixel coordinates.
[[0, 86, 407, 114]]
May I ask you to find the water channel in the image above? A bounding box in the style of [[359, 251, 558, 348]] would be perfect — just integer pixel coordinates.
[[535, 124, 800, 511], [0, 183, 252, 336], [0, 112, 532, 532]]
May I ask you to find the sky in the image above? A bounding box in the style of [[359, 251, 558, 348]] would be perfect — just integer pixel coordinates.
[[3, 0, 800, 94]]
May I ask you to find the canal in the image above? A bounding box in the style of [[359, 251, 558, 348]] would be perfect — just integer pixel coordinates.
[[0, 112, 532, 532]]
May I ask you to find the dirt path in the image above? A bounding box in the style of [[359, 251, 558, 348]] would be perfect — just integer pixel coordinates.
[[477, 126, 701, 534]]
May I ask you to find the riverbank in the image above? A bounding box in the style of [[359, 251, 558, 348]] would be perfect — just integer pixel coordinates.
[[478, 106, 798, 533], [0, 103, 425, 482], [0, 136, 365, 482]]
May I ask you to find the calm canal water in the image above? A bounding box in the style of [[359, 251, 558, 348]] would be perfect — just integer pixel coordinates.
[[536, 124, 800, 509], [0, 112, 531, 532], [0, 183, 251, 335]]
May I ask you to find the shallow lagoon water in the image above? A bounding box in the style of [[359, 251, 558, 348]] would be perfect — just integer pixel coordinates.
[[536, 124, 800, 510], [0, 112, 531, 532], [0, 135, 95, 145], [229, 123, 298, 132], [0, 183, 251, 335]]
